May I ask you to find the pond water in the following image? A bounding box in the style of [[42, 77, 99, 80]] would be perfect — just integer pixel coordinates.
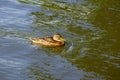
[[0, 0, 120, 80]]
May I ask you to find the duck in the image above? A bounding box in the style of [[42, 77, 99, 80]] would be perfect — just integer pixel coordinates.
[[30, 34, 65, 47]]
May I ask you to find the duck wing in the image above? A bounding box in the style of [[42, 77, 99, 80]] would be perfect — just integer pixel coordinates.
[[43, 37, 55, 42]]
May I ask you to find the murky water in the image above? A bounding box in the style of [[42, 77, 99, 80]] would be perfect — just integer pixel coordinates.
[[0, 0, 120, 80]]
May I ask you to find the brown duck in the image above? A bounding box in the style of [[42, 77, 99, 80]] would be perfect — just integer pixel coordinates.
[[30, 34, 65, 47]]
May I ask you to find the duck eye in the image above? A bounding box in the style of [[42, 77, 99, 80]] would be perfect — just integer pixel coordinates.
[[57, 37, 60, 40]]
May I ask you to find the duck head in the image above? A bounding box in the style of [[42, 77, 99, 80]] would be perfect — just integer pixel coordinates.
[[53, 34, 65, 42]]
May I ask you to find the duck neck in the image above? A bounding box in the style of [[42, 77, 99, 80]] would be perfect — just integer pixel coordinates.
[[59, 40, 65, 45]]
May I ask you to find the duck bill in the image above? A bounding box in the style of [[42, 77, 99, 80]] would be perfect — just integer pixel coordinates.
[[60, 38, 66, 41]]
